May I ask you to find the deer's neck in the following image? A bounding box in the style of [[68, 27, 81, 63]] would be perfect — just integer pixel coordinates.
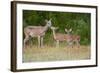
[[43, 25, 49, 32], [52, 30, 56, 39]]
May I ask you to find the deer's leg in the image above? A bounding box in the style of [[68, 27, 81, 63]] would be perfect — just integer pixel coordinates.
[[41, 37, 43, 48], [56, 40, 59, 48], [24, 36, 29, 48], [67, 40, 73, 48], [76, 40, 80, 48], [38, 36, 41, 47], [70, 41, 73, 48], [30, 37, 33, 47]]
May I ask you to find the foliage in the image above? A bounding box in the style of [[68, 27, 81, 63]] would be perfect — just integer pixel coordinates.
[[23, 10, 91, 45]]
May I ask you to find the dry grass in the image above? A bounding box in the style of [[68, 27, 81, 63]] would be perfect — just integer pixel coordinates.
[[23, 45, 90, 62]]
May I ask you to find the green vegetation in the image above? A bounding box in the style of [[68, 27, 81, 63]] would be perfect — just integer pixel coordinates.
[[23, 10, 91, 45], [23, 10, 91, 62]]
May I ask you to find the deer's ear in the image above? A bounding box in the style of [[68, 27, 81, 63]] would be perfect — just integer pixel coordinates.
[[56, 27, 59, 29], [65, 29, 67, 32], [69, 29, 72, 32], [50, 26, 53, 29]]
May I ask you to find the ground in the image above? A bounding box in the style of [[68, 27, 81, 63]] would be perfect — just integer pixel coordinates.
[[23, 45, 90, 62]]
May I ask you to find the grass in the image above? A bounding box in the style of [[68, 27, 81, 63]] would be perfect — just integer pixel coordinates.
[[23, 45, 90, 63]]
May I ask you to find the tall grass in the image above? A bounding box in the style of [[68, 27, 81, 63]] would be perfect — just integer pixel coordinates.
[[23, 45, 90, 62]]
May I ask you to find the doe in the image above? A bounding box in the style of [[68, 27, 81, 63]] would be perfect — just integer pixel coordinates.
[[24, 19, 52, 48]]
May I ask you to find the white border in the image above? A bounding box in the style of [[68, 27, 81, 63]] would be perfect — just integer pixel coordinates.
[[16, 3, 96, 69]]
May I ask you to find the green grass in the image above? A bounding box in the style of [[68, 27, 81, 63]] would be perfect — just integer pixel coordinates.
[[23, 45, 90, 63]]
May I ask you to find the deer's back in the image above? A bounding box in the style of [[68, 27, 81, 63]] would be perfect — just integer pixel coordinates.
[[55, 33, 70, 41], [72, 35, 80, 41], [24, 26, 45, 37]]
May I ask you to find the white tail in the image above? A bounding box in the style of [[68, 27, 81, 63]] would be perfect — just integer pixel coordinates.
[[24, 19, 52, 48], [65, 28, 80, 47], [51, 26, 69, 47]]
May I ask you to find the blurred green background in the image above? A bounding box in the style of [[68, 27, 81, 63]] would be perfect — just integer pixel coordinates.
[[23, 10, 91, 45]]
